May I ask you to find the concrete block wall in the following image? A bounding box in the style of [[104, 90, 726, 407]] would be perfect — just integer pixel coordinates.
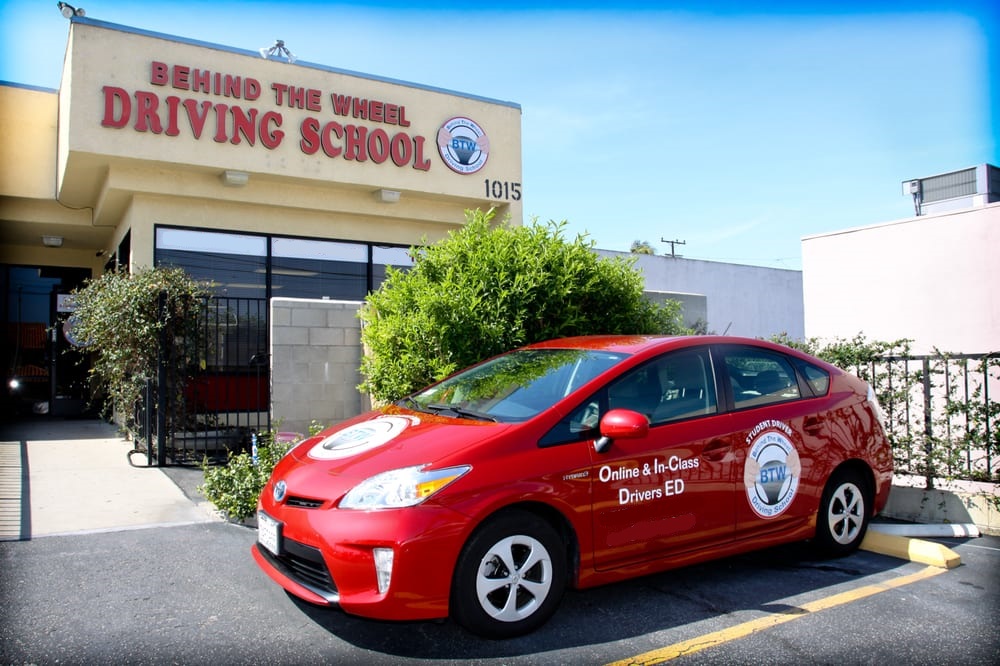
[[270, 298, 365, 436]]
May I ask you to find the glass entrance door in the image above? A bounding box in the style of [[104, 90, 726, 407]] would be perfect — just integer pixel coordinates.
[[2, 265, 91, 419]]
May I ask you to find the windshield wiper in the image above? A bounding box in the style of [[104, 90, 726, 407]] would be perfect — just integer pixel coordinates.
[[426, 403, 498, 422], [396, 396, 429, 413]]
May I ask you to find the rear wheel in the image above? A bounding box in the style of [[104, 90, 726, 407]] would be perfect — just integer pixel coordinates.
[[815, 469, 871, 557], [450, 511, 566, 638]]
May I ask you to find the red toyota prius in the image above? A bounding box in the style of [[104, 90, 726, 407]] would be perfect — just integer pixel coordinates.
[[252, 336, 892, 638]]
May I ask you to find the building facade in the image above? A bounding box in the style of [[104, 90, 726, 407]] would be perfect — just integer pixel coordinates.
[[2, 17, 810, 432], [0, 17, 522, 420]]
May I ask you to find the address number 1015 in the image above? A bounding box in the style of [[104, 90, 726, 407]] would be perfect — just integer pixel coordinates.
[[485, 180, 522, 201]]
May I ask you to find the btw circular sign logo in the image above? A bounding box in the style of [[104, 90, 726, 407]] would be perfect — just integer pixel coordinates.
[[743, 424, 801, 518], [437, 117, 489, 174]]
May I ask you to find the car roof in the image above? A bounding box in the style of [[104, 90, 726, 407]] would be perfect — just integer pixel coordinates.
[[522, 335, 796, 356]]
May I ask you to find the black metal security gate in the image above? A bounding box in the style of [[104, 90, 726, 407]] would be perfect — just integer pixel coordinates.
[[133, 296, 269, 466]]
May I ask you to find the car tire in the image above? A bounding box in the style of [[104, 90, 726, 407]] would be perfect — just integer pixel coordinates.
[[450, 510, 566, 638], [814, 469, 871, 557]]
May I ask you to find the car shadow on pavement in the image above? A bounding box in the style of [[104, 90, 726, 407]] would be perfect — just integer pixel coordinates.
[[285, 541, 907, 660]]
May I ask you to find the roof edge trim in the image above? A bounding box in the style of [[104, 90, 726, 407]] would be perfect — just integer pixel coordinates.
[[69, 16, 522, 111]]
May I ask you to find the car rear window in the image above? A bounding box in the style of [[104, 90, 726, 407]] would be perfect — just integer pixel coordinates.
[[797, 361, 831, 396]]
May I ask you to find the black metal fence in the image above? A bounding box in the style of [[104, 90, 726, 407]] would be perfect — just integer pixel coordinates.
[[854, 352, 999, 487], [133, 296, 269, 466]]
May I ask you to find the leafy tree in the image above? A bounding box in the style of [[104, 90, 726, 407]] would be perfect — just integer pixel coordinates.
[[360, 209, 687, 403], [69, 266, 208, 436], [630, 240, 656, 255]]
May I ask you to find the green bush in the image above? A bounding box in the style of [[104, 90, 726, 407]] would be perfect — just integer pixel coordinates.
[[199, 434, 295, 521], [359, 208, 687, 403], [69, 266, 208, 435]]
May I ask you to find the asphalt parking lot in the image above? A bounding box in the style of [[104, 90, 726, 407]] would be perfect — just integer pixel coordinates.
[[1, 522, 996, 665]]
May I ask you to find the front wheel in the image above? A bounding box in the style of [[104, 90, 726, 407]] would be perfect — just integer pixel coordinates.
[[450, 511, 566, 638], [814, 470, 871, 557]]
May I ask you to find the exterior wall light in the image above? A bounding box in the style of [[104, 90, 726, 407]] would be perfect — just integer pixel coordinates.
[[259, 40, 296, 63], [221, 170, 250, 187], [57, 2, 85, 18], [374, 189, 401, 204]]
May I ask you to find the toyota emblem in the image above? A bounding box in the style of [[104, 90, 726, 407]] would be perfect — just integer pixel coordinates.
[[273, 480, 287, 503]]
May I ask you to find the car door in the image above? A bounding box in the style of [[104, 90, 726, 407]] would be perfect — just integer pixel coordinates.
[[584, 347, 738, 571], [716, 344, 825, 537]]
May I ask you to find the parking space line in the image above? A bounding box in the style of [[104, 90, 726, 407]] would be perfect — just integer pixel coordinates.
[[939, 542, 999, 553], [606, 565, 946, 666]]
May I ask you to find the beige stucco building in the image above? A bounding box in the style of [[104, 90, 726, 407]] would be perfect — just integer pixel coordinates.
[[0, 17, 522, 420]]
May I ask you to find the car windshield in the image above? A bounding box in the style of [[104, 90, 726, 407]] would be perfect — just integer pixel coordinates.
[[406, 348, 628, 422]]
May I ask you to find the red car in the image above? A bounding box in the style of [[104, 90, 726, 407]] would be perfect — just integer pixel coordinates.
[[252, 336, 892, 637]]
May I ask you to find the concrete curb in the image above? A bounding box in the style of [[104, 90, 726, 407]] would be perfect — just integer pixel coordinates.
[[860, 530, 962, 569], [869, 522, 980, 538], [882, 476, 999, 536]]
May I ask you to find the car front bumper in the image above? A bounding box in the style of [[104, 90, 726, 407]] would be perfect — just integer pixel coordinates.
[[252, 500, 471, 621]]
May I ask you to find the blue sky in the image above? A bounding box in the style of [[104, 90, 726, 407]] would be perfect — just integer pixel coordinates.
[[2, 1, 996, 269]]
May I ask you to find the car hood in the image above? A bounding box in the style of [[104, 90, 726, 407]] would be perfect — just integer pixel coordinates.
[[272, 407, 515, 500]]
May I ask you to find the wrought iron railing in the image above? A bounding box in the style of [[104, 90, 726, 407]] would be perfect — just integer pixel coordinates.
[[132, 296, 270, 466], [852, 352, 998, 487]]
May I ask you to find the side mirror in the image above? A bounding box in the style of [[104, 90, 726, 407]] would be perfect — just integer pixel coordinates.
[[594, 408, 649, 453]]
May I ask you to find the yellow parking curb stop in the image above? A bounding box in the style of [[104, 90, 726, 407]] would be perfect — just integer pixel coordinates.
[[860, 530, 961, 569]]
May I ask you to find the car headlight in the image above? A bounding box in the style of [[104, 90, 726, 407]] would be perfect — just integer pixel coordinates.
[[339, 464, 471, 510]]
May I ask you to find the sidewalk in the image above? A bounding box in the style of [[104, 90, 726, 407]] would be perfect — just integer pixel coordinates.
[[0, 418, 219, 541]]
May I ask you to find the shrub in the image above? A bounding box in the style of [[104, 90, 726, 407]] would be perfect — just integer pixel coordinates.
[[199, 433, 296, 521], [359, 208, 687, 403], [69, 266, 208, 436]]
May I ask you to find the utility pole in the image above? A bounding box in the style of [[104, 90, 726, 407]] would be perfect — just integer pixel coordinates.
[[660, 238, 686, 258]]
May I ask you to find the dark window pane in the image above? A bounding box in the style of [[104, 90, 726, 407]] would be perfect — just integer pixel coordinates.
[[272, 238, 367, 300], [798, 361, 831, 396], [155, 228, 266, 299], [724, 347, 801, 409], [372, 245, 414, 291]]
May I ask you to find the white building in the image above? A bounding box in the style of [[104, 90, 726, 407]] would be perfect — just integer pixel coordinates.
[[597, 250, 805, 341], [802, 164, 1000, 355]]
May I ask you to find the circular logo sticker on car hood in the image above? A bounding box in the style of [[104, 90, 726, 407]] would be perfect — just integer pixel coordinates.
[[308, 415, 420, 460]]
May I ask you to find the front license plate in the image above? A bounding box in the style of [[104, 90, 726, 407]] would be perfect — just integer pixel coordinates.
[[258, 511, 282, 556]]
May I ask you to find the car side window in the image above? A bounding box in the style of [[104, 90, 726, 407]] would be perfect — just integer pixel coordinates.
[[538, 397, 602, 447], [540, 349, 720, 448], [606, 350, 718, 424], [724, 348, 801, 409], [647, 349, 718, 425], [538, 349, 721, 448], [797, 360, 831, 396]]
